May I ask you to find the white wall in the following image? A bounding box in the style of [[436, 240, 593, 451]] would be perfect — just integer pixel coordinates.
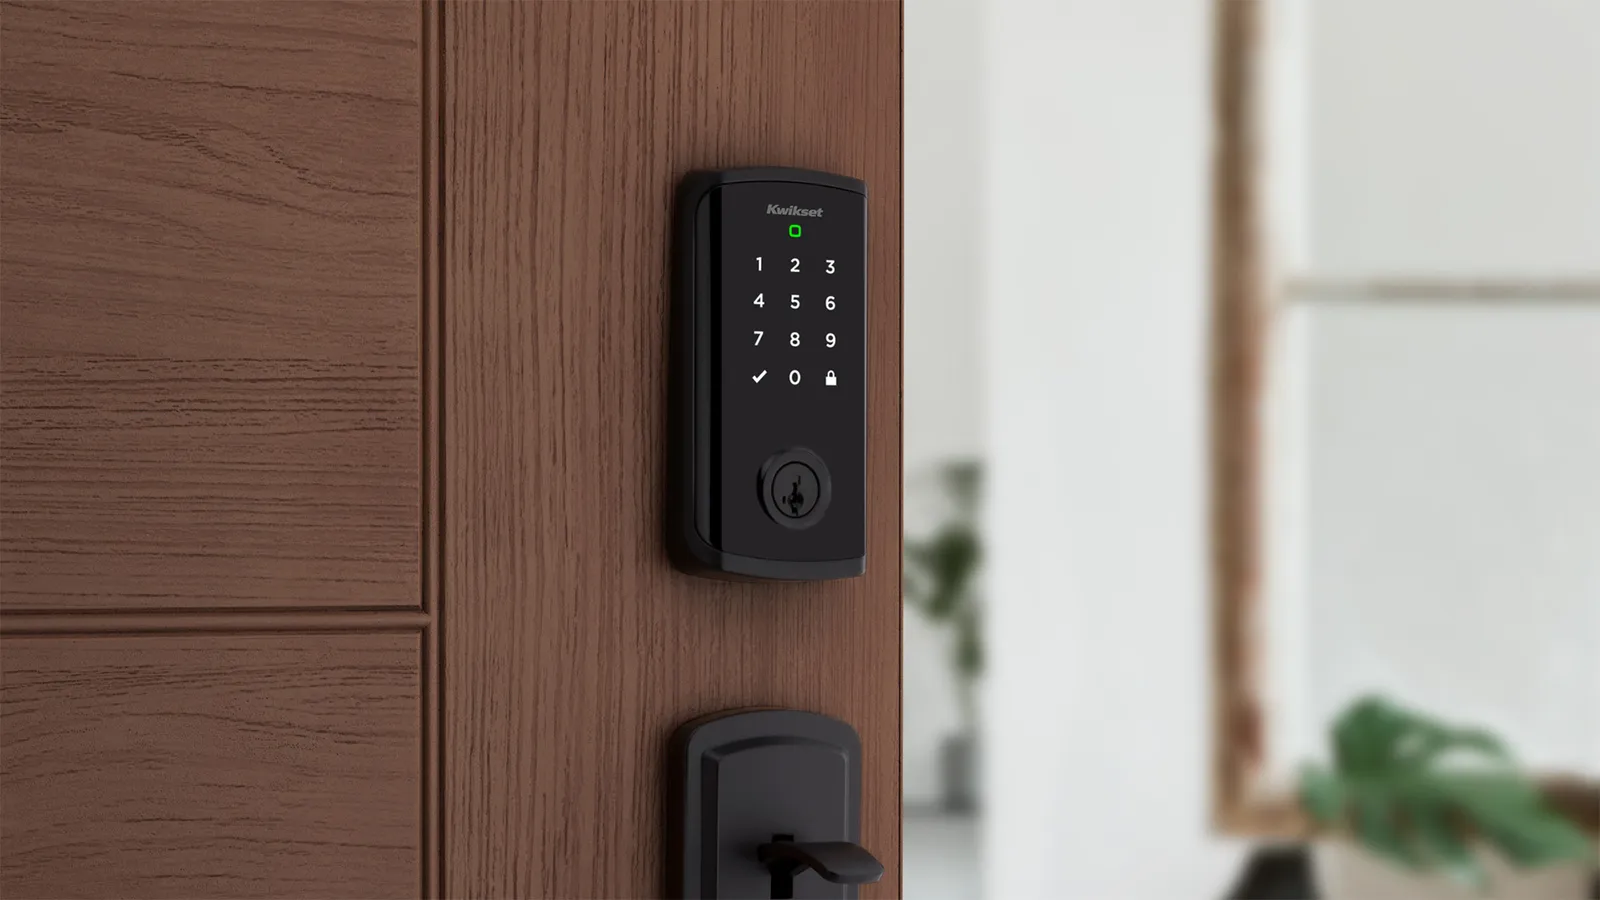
[[904, 0, 986, 805], [981, 1, 1247, 897]]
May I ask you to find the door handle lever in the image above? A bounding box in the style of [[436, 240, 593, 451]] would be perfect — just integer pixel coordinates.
[[674, 710, 876, 898], [758, 839, 884, 898]]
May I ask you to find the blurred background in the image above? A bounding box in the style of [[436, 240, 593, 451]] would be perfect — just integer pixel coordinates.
[[902, 1, 1599, 898]]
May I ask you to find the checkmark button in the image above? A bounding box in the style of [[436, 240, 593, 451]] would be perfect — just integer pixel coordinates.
[[752, 370, 768, 383]]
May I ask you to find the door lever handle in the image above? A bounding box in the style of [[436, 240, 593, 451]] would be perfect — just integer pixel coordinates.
[[674, 710, 876, 898], [758, 839, 884, 898]]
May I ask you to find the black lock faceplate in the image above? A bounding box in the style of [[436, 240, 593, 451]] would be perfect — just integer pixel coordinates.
[[669, 168, 867, 581]]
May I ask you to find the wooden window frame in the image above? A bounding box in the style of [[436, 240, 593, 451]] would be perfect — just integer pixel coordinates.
[[1205, 0, 1599, 839]]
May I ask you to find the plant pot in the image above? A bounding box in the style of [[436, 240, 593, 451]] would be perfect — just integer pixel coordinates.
[[939, 731, 979, 814], [1314, 839, 1593, 900]]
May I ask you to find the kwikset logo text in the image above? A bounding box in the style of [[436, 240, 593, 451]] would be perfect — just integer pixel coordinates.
[[767, 204, 823, 217]]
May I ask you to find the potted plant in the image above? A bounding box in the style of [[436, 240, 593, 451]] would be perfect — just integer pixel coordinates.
[[1301, 695, 1596, 898], [904, 460, 983, 813]]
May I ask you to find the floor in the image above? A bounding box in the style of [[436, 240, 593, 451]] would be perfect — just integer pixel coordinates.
[[902, 809, 980, 900]]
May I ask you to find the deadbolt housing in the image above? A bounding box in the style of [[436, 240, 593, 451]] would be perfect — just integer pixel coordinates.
[[668, 168, 867, 581]]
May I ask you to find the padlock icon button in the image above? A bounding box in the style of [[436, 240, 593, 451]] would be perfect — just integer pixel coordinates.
[[825, 370, 838, 387]]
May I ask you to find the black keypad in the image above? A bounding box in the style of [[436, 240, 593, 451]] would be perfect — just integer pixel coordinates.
[[712, 181, 866, 562]]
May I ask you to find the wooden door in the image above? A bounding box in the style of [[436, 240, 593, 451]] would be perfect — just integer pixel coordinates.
[[0, 3, 903, 898]]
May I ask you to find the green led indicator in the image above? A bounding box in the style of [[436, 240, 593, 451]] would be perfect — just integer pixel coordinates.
[[788, 223, 803, 238]]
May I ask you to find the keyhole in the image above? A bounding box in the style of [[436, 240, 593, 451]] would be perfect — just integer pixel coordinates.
[[763, 457, 826, 527]]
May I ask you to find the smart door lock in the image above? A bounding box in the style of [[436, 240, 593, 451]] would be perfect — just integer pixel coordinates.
[[669, 168, 867, 581]]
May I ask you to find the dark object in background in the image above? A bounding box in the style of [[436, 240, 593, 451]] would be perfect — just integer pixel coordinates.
[[1223, 846, 1315, 900], [903, 460, 983, 811], [1222, 845, 1600, 900], [938, 731, 978, 814]]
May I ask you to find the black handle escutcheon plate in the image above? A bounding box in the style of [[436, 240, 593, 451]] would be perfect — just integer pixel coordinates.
[[669, 709, 880, 899]]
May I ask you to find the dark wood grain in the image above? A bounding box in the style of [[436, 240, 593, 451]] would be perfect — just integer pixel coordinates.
[[419, 3, 444, 894], [439, 3, 903, 897], [0, 1, 423, 611], [0, 631, 423, 898], [3, 4, 900, 896]]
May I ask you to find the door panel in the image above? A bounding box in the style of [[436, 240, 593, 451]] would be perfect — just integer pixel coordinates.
[[1, 2, 901, 896], [440, 4, 902, 896], [0, 632, 422, 899], [0, 0, 422, 611]]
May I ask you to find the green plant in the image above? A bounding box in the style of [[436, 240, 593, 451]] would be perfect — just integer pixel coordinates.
[[903, 459, 983, 730], [1300, 695, 1595, 892]]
